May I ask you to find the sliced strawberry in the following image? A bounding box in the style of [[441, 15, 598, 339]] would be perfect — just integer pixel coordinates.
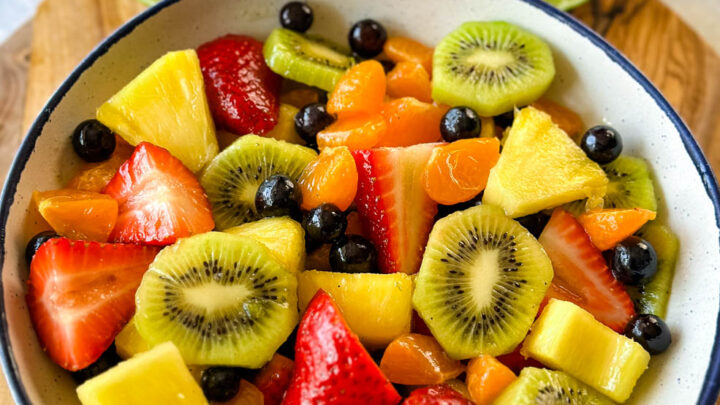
[[26, 238, 159, 371], [103, 142, 214, 245], [352, 144, 438, 274], [402, 385, 473, 405], [284, 290, 401, 405], [254, 353, 294, 405], [538, 208, 635, 331]]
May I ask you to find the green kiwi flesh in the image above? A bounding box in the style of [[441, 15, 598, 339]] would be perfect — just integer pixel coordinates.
[[412, 204, 553, 359], [263, 28, 355, 92], [134, 232, 298, 368], [200, 135, 316, 230], [432, 21, 555, 117], [494, 367, 614, 405]]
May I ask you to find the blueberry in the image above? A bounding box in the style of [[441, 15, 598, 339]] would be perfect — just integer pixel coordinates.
[[329, 235, 378, 273], [255, 175, 302, 220], [303, 204, 347, 244], [25, 231, 59, 265], [580, 125, 623, 164], [294, 103, 335, 144], [348, 19, 387, 58], [624, 314, 671, 354], [71, 345, 121, 383], [72, 119, 115, 162], [201, 366, 249, 402], [435, 193, 483, 220], [494, 110, 515, 129], [279, 1, 313, 33], [440, 107, 482, 142], [516, 212, 551, 238], [612, 236, 658, 285]]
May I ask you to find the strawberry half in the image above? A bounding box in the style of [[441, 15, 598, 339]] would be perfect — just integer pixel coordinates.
[[26, 238, 159, 371], [402, 385, 473, 405], [352, 144, 438, 274], [198, 34, 281, 135], [103, 142, 214, 245], [283, 290, 401, 405], [538, 208, 635, 331]]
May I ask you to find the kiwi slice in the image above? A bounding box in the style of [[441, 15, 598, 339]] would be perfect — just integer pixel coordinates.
[[134, 232, 298, 368], [432, 21, 555, 117], [412, 205, 553, 359], [565, 156, 657, 215], [263, 28, 355, 92], [494, 367, 613, 405], [627, 223, 679, 318], [200, 135, 316, 230]]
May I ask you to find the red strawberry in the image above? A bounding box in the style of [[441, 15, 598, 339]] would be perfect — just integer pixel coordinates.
[[254, 353, 294, 405], [26, 238, 159, 371], [538, 208, 635, 331], [197, 34, 281, 135], [403, 385, 473, 405], [283, 290, 401, 405], [352, 144, 438, 274], [103, 142, 214, 245]]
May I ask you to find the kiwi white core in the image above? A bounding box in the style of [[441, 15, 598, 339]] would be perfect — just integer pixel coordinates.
[[182, 283, 251, 312], [466, 49, 516, 70], [301, 41, 348, 66], [469, 249, 501, 308]]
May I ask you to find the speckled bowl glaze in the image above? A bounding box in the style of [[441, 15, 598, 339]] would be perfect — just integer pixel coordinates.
[[1, 0, 719, 403]]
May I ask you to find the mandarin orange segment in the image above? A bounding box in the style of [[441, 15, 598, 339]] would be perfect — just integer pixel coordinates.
[[326, 60, 386, 118], [34, 189, 118, 242], [383, 36, 434, 74], [377, 98, 446, 147], [423, 138, 501, 205], [316, 113, 386, 150], [577, 208, 657, 251], [66, 136, 133, 192], [379, 333, 464, 385], [531, 98, 584, 140], [466, 355, 517, 405], [386, 61, 432, 102], [298, 146, 358, 211]]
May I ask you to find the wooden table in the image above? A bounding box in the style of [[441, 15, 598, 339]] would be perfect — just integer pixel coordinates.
[[0, 0, 718, 403]]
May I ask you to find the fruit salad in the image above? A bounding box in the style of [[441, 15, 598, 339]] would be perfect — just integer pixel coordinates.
[[23, 2, 678, 404]]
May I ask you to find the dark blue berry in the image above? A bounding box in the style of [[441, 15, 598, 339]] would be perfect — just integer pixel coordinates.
[[72, 119, 115, 162], [279, 2, 313, 33], [516, 212, 551, 238], [440, 107, 482, 142], [25, 231, 59, 265], [294, 103, 335, 144], [348, 19, 387, 58], [624, 314, 671, 354], [330, 235, 378, 273], [201, 366, 249, 402], [581, 125, 623, 164], [494, 110, 515, 128], [71, 345, 121, 383], [612, 236, 657, 285], [255, 175, 302, 220], [303, 204, 347, 244]]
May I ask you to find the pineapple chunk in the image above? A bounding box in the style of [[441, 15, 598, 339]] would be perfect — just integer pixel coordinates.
[[483, 107, 607, 217], [115, 318, 151, 359], [266, 104, 306, 145], [224, 217, 305, 274], [77, 342, 207, 405], [521, 299, 650, 403], [298, 270, 413, 348], [97, 50, 218, 173]]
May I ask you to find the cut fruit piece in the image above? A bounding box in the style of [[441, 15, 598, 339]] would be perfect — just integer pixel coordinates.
[[298, 146, 358, 211], [34, 189, 117, 242], [495, 345, 544, 374], [200, 135, 317, 230], [253, 354, 294, 405], [627, 224, 679, 318], [493, 367, 613, 405], [377, 97, 447, 147], [103, 142, 215, 245], [76, 342, 207, 405], [386, 61, 432, 102], [263, 28, 355, 92], [134, 232, 298, 368], [27, 238, 159, 371], [379, 333, 464, 385], [423, 138, 500, 205], [67, 136, 134, 192], [530, 98, 584, 140], [403, 385, 473, 405], [466, 355, 517, 405], [96, 50, 217, 173], [297, 270, 413, 348], [265, 104, 305, 145], [383, 36, 434, 74], [352, 144, 438, 274], [224, 217, 306, 274], [521, 299, 650, 403], [539, 208, 636, 331], [285, 290, 401, 404], [432, 22, 555, 117], [316, 113, 387, 150], [577, 208, 656, 251], [115, 318, 150, 359], [482, 107, 607, 218], [326, 60, 386, 118], [413, 205, 553, 359]]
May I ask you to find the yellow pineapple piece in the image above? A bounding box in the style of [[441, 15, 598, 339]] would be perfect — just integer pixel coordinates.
[[266, 104, 306, 145], [297, 270, 413, 349], [482, 107, 607, 217], [224, 217, 305, 274], [115, 318, 151, 359], [76, 342, 207, 405], [521, 299, 650, 403], [97, 50, 218, 173]]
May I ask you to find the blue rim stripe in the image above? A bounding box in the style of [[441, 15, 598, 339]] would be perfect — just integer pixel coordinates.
[[1, 0, 718, 404]]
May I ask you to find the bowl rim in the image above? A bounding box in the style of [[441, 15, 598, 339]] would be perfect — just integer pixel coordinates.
[[1, 0, 719, 403]]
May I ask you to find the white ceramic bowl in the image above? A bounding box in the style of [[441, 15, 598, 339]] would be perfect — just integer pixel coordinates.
[[2, 0, 719, 403]]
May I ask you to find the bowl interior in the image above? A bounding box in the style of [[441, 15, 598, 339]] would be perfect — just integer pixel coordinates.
[[2, 0, 719, 403]]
